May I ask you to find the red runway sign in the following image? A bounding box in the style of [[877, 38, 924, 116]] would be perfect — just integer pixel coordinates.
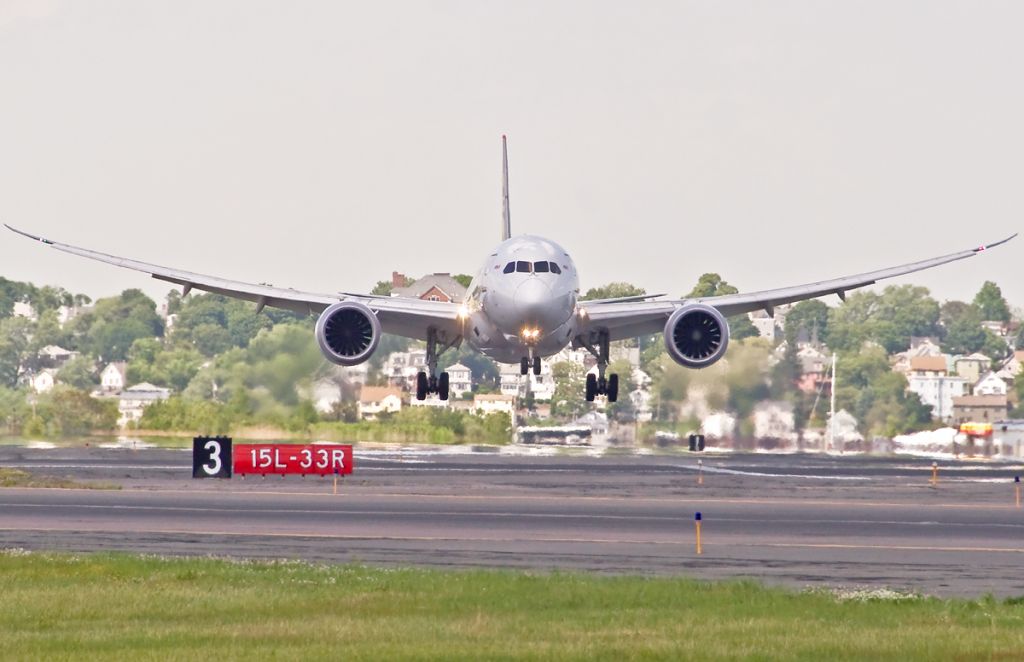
[[232, 443, 353, 476]]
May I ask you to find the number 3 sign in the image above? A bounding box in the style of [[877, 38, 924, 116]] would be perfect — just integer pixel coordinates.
[[192, 436, 232, 478]]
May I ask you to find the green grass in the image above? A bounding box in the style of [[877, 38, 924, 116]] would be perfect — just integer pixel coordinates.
[[0, 468, 120, 490], [1, 551, 1023, 661]]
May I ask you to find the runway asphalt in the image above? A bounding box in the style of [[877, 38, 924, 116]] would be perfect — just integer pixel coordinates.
[[1, 445, 1022, 597]]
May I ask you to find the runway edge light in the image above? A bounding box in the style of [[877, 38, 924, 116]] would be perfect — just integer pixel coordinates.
[[694, 512, 703, 555], [1015, 476, 1020, 508]]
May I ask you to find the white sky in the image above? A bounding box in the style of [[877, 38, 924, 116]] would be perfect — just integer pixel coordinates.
[[1, 1, 1021, 310]]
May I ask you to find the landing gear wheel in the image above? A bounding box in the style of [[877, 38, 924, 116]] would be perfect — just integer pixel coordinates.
[[585, 374, 597, 402], [438, 372, 450, 401], [533, 356, 541, 376], [607, 374, 619, 403], [416, 372, 428, 401], [520, 357, 529, 375]]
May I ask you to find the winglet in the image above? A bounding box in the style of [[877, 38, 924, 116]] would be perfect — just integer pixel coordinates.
[[4, 224, 52, 245], [975, 233, 1017, 252], [501, 135, 511, 241]]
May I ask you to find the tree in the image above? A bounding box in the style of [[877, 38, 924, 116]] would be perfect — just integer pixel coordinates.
[[75, 289, 164, 361], [605, 359, 637, 420], [784, 300, 830, 346], [833, 346, 932, 437], [973, 281, 1011, 322], [549, 361, 587, 419], [828, 286, 940, 354], [684, 273, 758, 340], [941, 306, 987, 355], [581, 282, 646, 301], [37, 387, 118, 435], [453, 274, 474, 288], [57, 355, 98, 390], [0, 317, 33, 387]]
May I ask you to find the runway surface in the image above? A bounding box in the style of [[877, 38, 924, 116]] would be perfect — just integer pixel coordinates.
[[1, 445, 1023, 597]]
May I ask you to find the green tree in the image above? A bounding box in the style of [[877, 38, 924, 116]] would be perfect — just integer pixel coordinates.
[[0, 317, 33, 387], [784, 300, 830, 345], [606, 359, 637, 420], [581, 282, 646, 301], [57, 355, 98, 390], [833, 346, 932, 437], [972, 281, 1011, 322], [941, 306, 987, 355], [550, 361, 587, 419], [75, 289, 164, 361], [37, 387, 118, 435], [828, 286, 940, 354], [453, 274, 474, 288], [685, 273, 758, 340]]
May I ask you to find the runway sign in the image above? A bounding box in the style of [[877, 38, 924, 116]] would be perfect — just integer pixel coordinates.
[[233, 443, 354, 477], [193, 436, 233, 478], [192, 437, 353, 478]]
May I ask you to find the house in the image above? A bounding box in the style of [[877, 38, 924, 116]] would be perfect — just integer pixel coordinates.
[[953, 353, 992, 384], [828, 409, 864, 449], [499, 360, 557, 401], [702, 412, 737, 439], [474, 393, 515, 416], [752, 401, 797, 443], [995, 351, 1024, 382], [357, 386, 403, 420], [117, 382, 171, 427], [12, 302, 36, 321], [446, 363, 473, 398], [973, 372, 1007, 397], [392, 273, 467, 303], [311, 378, 344, 415], [749, 310, 781, 341], [383, 350, 427, 390], [952, 394, 1010, 425], [796, 345, 830, 393], [37, 345, 77, 367], [100, 362, 128, 392], [30, 369, 57, 394]]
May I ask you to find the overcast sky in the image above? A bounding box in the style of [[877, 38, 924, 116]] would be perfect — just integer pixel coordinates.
[[1, 1, 1021, 312]]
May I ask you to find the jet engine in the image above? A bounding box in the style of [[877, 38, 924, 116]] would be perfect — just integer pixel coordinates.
[[314, 301, 381, 366], [664, 304, 730, 368]]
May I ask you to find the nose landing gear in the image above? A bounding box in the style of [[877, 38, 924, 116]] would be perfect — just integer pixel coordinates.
[[520, 354, 541, 376]]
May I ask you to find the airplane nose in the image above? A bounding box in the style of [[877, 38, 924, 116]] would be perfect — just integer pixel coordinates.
[[514, 278, 558, 329]]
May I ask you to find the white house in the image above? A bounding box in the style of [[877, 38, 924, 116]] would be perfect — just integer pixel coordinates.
[[906, 355, 967, 421], [357, 386, 403, 420], [954, 353, 992, 384], [446, 363, 473, 398], [101, 362, 128, 392], [753, 401, 797, 443], [12, 302, 36, 321], [117, 382, 171, 427], [30, 369, 57, 394], [474, 394, 515, 415], [311, 378, 344, 415], [383, 350, 427, 390], [973, 371, 1008, 396]]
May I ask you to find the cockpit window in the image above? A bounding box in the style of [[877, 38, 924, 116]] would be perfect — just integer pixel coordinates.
[[533, 261, 549, 273], [503, 262, 515, 274], [549, 262, 562, 274], [516, 261, 531, 273]]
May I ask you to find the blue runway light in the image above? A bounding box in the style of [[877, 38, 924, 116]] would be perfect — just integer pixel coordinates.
[[695, 512, 702, 521], [1016, 476, 1020, 483]]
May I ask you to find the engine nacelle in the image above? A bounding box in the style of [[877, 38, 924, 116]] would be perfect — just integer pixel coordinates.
[[315, 301, 381, 366], [664, 304, 730, 368]]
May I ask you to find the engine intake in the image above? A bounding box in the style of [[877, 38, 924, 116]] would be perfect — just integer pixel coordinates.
[[664, 304, 730, 368], [315, 301, 381, 366]]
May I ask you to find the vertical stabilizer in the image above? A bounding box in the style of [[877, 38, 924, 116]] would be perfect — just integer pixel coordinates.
[[501, 135, 511, 241]]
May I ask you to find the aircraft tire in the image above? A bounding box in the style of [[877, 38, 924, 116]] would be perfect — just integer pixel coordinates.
[[607, 374, 619, 403], [438, 372, 450, 401], [416, 372, 428, 401]]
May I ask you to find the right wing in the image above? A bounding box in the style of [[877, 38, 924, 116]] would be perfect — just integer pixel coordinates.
[[5, 225, 462, 342], [578, 233, 1017, 342]]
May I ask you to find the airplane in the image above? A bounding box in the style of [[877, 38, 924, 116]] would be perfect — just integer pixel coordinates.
[[5, 137, 1017, 403]]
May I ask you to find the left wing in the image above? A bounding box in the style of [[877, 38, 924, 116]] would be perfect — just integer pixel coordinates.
[[5, 225, 462, 342], [579, 234, 1017, 342]]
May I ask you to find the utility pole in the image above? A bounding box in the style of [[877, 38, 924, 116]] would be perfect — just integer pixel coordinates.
[[829, 352, 837, 452]]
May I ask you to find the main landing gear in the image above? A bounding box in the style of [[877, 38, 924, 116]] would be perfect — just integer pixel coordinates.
[[415, 328, 460, 401], [579, 329, 619, 403]]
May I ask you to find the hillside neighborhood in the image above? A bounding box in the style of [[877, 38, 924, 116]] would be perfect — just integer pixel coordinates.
[[1, 272, 1022, 455]]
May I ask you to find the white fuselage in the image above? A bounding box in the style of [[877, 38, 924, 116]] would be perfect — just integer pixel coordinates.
[[463, 235, 580, 364]]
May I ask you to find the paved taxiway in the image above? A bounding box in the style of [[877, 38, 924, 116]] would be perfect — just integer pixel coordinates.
[[1, 446, 1022, 597]]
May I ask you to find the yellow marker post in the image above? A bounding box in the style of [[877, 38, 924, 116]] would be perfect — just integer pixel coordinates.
[[1015, 476, 1021, 508], [694, 512, 703, 555], [930, 461, 938, 487], [697, 459, 704, 486]]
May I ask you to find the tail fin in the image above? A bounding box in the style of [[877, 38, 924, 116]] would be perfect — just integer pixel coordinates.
[[501, 135, 511, 241]]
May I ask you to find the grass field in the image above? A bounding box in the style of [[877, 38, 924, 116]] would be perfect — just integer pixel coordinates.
[[1, 551, 1023, 660], [0, 468, 119, 490]]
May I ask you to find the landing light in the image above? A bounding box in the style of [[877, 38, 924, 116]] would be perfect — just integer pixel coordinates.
[[457, 305, 469, 320], [520, 327, 541, 341]]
